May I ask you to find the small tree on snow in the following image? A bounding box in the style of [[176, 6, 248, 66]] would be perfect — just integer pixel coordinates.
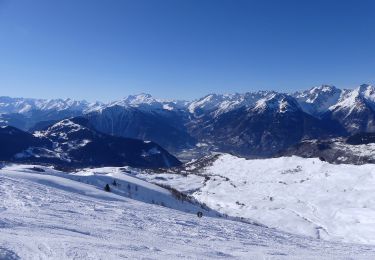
[[104, 184, 111, 192]]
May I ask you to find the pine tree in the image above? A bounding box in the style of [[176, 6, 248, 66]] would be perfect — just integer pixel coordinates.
[[112, 180, 117, 186], [104, 184, 111, 192]]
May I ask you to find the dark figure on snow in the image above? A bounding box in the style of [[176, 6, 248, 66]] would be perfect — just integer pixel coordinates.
[[197, 211, 203, 218]]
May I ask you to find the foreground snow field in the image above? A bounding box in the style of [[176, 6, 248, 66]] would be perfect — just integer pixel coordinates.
[[136, 154, 375, 245], [2, 165, 375, 259]]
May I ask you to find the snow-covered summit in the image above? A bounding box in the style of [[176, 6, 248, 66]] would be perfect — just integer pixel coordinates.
[[188, 91, 274, 117], [101, 93, 188, 112], [293, 85, 342, 115], [330, 84, 375, 113], [252, 93, 300, 114], [35, 118, 89, 142]]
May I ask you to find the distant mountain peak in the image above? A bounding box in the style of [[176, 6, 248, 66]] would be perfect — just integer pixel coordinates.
[[102, 93, 187, 112], [356, 84, 375, 98], [293, 85, 342, 115], [123, 93, 155, 103], [28, 117, 182, 168], [188, 91, 275, 116], [252, 93, 299, 113], [329, 84, 375, 115], [310, 84, 337, 92]]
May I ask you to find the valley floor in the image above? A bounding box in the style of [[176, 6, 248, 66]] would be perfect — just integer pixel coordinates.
[[1, 165, 375, 259]]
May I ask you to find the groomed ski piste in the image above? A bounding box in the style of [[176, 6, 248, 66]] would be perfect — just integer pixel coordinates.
[[1, 162, 375, 259]]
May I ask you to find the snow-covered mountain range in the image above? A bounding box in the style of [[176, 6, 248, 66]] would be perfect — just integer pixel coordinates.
[[0, 93, 183, 116], [2, 84, 375, 119], [0, 96, 100, 114], [2, 84, 375, 157]]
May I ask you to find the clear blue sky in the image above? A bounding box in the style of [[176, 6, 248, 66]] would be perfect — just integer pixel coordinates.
[[0, 0, 374, 101]]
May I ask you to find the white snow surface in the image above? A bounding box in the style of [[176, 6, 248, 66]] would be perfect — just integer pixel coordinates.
[[136, 154, 375, 245], [2, 164, 375, 259]]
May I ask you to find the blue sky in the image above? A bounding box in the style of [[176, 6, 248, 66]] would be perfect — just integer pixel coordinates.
[[0, 0, 374, 101]]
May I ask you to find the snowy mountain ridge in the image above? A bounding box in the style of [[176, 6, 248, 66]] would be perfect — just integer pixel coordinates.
[[293, 85, 343, 115], [329, 84, 375, 114], [2, 84, 375, 117], [2, 84, 375, 158], [102, 93, 189, 112], [0, 96, 103, 114]]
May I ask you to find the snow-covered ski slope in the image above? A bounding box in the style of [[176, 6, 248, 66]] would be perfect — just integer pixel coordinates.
[[136, 154, 375, 245], [2, 165, 375, 259]]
